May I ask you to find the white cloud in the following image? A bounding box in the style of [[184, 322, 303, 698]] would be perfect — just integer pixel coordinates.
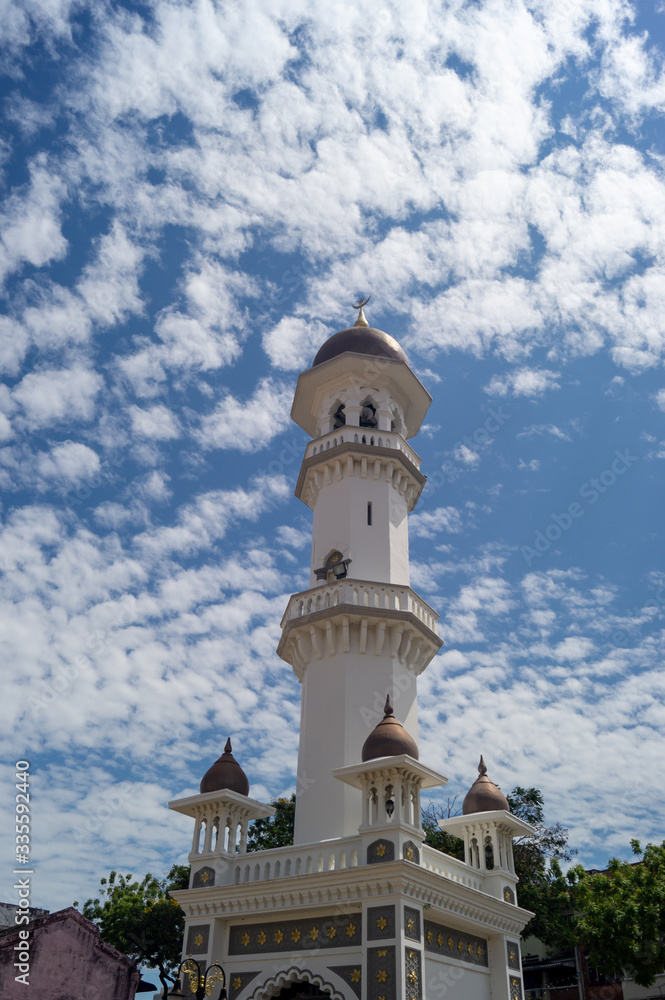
[[196, 378, 293, 452], [13, 366, 103, 430], [0, 156, 67, 286], [36, 441, 100, 484], [655, 389, 665, 412], [76, 222, 144, 327], [410, 506, 464, 538], [128, 404, 181, 440], [263, 317, 331, 371], [0, 316, 28, 375], [484, 367, 561, 397], [453, 444, 480, 465], [517, 423, 572, 441]]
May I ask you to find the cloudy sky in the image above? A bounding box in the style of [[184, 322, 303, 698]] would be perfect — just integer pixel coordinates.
[[1, 0, 665, 914]]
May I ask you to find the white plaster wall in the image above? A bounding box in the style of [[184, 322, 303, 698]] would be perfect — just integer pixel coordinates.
[[310, 470, 410, 587], [623, 975, 665, 999], [294, 634, 419, 844], [425, 957, 491, 1000]]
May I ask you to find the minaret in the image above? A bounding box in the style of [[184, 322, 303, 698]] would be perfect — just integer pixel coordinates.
[[278, 303, 442, 844], [168, 307, 535, 1000]]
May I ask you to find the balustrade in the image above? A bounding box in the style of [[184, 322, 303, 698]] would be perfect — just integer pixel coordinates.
[[304, 429, 421, 470], [231, 838, 362, 885], [286, 580, 438, 632], [421, 844, 483, 892]]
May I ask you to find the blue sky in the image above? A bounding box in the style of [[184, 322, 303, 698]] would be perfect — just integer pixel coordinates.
[[1, 0, 665, 913]]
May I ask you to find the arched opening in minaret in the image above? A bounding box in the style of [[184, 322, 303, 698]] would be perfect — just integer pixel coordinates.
[[359, 398, 377, 428], [331, 401, 346, 429], [484, 835, 495, 870], [390, 405, 405, 435]]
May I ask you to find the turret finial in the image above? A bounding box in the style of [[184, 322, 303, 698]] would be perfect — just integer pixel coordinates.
[[478, 754, 487, 776], [352, 294, 371, 327], [384, 693, 394, 717], [224, 737, 233, 754]]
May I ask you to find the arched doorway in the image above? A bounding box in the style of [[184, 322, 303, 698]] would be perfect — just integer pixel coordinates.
[[274, 985, 330, 999]]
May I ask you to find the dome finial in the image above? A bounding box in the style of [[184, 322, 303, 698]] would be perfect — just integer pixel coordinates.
[[462, 754, 509, 814], [352, 294, 371, 327], [225, 736, 233, 754], [384, 693, 394, 716]]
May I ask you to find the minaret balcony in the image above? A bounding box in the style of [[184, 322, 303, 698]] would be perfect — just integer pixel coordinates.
[[277, 578, 443, 679], [295, 437, 426, 511], [304, 428, 422, 469]]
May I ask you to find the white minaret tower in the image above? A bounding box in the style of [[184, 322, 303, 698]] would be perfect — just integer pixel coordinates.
[[169, 303, 535, 1000], [277, 299, 442, 844]]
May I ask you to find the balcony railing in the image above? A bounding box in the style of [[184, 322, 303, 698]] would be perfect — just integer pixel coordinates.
[[281, 579, 439, 633], [305, 430, 422, 470]]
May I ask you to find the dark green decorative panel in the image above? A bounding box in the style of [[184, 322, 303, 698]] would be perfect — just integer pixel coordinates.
[[402, 840, 420, 863], [229, 913, 361, 955], [367, 838, 395, 864], [510, 976, 523, 1000], [507, 941, 520, 970], [424, 920, 488, 967], [185, 924, 209, 954], [228, 972, 260, 999], [368, 945, 396, 1000], [404, 906, 421, 941], [503, 885, 516, 904], [328, 964, 362, 999], [405, 947, 422, 1000], [367, 905, 395, 940], [192, 865, 215, 888]]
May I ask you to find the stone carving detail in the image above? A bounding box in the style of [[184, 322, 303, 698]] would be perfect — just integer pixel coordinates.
[[228, 972, 260, 999], [367, 905, 395, 940], [229, 913, 361, 955], [423, 920, 488, 967], [404, 907, 421, 941], [402, 840, 420, 863], [368, 945, 396, 1000], [507, 941, 521, 970], [367, 838, 395, 864], [192, 866, 215, 888], [185, 924, 209, 954], [404, 947, 422, 1000], [328, 964, 362, 999]]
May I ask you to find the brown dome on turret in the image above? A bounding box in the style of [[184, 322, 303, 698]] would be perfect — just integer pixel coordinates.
[[200, 738, 250, 796], [313, 326, 408, 368], [362, 695, 419, 761], [312, 301, 408, 368], [462, 756, 509, 814]]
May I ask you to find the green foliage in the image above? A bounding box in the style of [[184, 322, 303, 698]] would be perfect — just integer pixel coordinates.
[[507, 787, 577, 944], [421, 796, 465, 860], [247, 794, 296, 851], [75, 865, 188, 998], [569, 840, 665, 988]]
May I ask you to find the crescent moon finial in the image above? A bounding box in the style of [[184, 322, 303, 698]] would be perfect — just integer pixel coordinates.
[[352, 294, 371, 327]]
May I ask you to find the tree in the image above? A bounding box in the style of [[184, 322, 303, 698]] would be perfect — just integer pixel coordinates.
[[507, 786, 577, 944], [569, 840, 665, 988], [247, 794, 295, 851], [75, 864, 189, 998], [421, 795, 465, 861]]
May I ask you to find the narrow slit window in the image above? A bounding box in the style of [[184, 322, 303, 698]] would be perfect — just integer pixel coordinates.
[[367, 501, 372, 525]]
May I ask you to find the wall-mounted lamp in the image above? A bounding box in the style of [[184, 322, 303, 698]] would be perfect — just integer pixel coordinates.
[[314, 550, 352, 582]]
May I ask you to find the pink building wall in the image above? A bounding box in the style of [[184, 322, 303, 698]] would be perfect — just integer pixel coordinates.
[[0, 907, 140, 1000]]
